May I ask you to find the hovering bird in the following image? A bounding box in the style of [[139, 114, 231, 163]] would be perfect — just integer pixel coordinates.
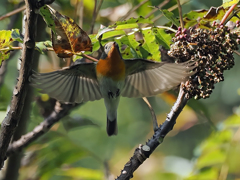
[[30, 42, 195, 136]]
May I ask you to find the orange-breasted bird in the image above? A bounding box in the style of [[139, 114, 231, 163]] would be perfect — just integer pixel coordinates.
[[30, 42, 195, 136]]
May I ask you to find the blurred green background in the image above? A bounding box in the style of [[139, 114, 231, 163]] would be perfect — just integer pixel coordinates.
[[0, 0, 240, 180]]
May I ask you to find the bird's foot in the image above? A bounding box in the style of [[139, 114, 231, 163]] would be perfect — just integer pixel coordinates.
[[108, 89, 120, 99], [108, 91, 114, 99], [116, 89, 120, 97]]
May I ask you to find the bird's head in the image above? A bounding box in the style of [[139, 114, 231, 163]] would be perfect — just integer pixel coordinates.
[[100, 42, 122, 60]]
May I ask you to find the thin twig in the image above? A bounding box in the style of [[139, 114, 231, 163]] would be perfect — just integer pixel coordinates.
[[0, 46, 99, 62], [234, 50, 240, 56], [145, 0, 170, 18], [77, 52, 99, 62], [0, 5, 26, 21], [0, 0, 38, 169], [6, 102, 80, 157], [152, 4, 178, 22], [142, 97, 158, 131], [120, 0, 149, 21], [221, 4, 238, 25], [116, 83, 189, 179], [176, 0, 184, 29], [151, 0, 188, 23], [78, 0, 84, 28], [90, 0, 103, 34]]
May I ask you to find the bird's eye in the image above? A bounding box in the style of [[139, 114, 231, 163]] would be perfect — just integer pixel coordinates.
[[105, 46, 108, 49]]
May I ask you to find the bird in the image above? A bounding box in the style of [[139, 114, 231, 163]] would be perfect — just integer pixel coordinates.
[[30, 41, 195, 136]]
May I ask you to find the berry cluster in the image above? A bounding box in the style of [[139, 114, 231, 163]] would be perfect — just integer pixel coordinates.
[[168, 23, 240, 99]]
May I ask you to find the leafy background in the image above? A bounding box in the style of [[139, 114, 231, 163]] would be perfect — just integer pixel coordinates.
[[0, 0, 240, 180]]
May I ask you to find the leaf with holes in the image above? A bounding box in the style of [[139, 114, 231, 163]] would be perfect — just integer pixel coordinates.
[[0, 29, 23, 66], [142, 28, 161, 61], [40, 5, 92, 58]]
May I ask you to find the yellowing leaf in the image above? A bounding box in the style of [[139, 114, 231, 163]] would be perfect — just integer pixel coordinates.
[[222, 0, 239, 8], [41, 5, 92, 58], [0, 29, 23, 66]]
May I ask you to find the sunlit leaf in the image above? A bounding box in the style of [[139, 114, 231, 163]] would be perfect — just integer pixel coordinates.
[[153, 28, 172, 49], [222, 0, 239, 8], [142, 28, 161, 61], [109, 16, 153, 29], [40, 5, 92, 58], [0, 29, 23, 66], [96, 16, 153, 40], [101, 30, 126, 40]]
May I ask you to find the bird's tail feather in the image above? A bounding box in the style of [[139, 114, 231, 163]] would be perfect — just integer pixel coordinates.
[[107, 118, 118, 136]]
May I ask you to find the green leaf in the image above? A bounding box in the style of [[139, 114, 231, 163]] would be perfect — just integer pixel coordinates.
[[0, 29, 23, 66], [161, 9, 180, 27], [96, 17, 153, 41], [186, 168, 219, 180], [40, 5, 56, 33], [35, 40, 52, 54], [116, 34, 142, 59], [153, 28, 172, 49], [222, 0, 239, 8], [142, 28, 161, 61], [101, 30, 126, 40], [109, 16, 153, 29]]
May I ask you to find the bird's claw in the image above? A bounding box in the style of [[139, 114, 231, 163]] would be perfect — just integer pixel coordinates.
[[108, 91, 114, 99], [116, 89, 120, 97], [108, 89, 120, 99]]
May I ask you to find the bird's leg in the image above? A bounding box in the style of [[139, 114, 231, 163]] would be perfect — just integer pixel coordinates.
[[116, 89, 120, 97], [108, 90, 114, 99]]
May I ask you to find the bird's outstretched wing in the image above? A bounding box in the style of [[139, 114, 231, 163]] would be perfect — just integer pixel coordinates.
[[30, 63, 102, 103], [121, 59, 195, 98]]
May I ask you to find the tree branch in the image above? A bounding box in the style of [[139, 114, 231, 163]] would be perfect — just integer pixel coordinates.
[[0, 0, 38, 169], [6, 102, 80, 157], [0, 5, 26, 21], [90, 0, 103, 34], [119, 0, 148, 21], [116, 83, 189, 180]]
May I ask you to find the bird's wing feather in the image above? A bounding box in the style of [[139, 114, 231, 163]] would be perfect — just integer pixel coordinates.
[[121, 59, 195, 98], [30, 63, 102, 103]]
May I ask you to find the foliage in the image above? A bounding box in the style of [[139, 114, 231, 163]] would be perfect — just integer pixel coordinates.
[[0, 0, 240, 180]]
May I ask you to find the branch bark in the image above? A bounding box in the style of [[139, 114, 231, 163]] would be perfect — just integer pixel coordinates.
[[0, 0, 38, 169], [116, 83, 189, 180], [3, 15, 47, 180], [6, 102, 80, 157]]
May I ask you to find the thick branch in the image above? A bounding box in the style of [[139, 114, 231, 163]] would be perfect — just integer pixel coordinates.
[[116, 84, 189, 180], [6, 102, 80, 157], [0, 0, 38, 169]]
